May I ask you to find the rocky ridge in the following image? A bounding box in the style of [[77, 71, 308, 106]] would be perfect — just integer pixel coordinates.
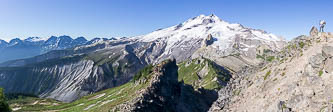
[[7, 58, 226, 112], [209, 29, 333, 111]]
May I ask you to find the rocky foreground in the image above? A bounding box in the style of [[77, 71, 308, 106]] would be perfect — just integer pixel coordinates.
[[210, 30, 333, 111]]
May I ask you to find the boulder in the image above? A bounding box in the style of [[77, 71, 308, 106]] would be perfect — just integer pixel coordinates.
[[310, 26, 318, 37], [322, 45, 333, 58], [324, 58, 333, 73], [309, 53, 324, 69], [328, 32, 332, 37]]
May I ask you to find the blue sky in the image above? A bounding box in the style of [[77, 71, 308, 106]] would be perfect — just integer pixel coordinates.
[[0, 0, 332, 41]]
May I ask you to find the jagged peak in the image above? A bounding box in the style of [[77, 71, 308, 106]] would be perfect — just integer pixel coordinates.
[[191, 14, 221, 21], [0, 39, 8, 44], [24, 37, 47, 42], [182, 14, 223, 28]]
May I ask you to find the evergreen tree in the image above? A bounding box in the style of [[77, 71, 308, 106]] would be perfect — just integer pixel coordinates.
[[0, 88, 11, 112]]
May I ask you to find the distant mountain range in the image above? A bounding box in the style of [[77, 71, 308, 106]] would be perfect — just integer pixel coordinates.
[[0, 36, 117, 63]]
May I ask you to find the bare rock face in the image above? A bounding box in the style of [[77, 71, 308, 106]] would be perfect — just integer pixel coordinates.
[[310, 26, 319, 37], [309, 53, 325, 69], [322, 45, 333, 58], [114, 59, 218, 112], [324, 58, 333, 73], [322, 45, 333, 73], [0, 41, 146, 102], [202, 34, 214, 47]]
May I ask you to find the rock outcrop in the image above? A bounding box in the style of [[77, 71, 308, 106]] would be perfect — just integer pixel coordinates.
[[202, 34, 215, 47], [209, 28, 333, 112], [113, 59, 219, 112], [310, 26, 319, 37]]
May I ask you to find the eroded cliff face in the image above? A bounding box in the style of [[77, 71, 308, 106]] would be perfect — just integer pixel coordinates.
[[0, 60, 93, 102], [0, 43, 145, 102]]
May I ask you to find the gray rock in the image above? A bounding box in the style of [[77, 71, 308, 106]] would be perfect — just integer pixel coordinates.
[[202, 34, 215, 47], [324, 58, 333, 73], [310, 26, 319, 37], [278, 101, 293, 112], [309, 53, 324, 69], [322, 45, 333, 58]]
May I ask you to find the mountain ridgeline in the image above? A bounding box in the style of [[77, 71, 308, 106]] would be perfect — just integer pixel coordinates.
[[0, 14, 294, 111], [0, 36, 117, 63]]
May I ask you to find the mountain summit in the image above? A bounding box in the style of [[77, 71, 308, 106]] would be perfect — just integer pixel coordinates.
[[135, 14, 286, 67]]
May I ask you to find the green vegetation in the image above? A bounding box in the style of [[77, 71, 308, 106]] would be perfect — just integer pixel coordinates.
[[281, 72, 286, 76], [5, 93, 38, 100], [263, 49, 272, 53], [261, 66, 268, 71], [257, 54, 275, 62], [264, 70, 272, 80], [8, 79, 151, 112], [299, 42, 305, 48], [282, 103, 287, 109], [319, 70, 324, 77], [0, 88, 11, 112], [232, 89, 241, 96], [6, 58, 230, 111], [287, 44, 297, 51], [287, 44, 292, 51], [177, 58, 230, 90], [273, 78, 277, 81], [8, 96, 62, 111], [7, 62, 157, 112], [256, 54, 265, 60], [266, 56, 275, 62], [132, 64, 153, 81], [83, 52, 120, 66]]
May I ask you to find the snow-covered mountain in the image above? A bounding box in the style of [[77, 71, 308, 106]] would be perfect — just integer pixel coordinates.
[[0, 39, 8, 48], [133, 14, 286, 65], [24, 37, 47, 42], [0, 36, 117, 63], [86, 37, 116, 45]]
